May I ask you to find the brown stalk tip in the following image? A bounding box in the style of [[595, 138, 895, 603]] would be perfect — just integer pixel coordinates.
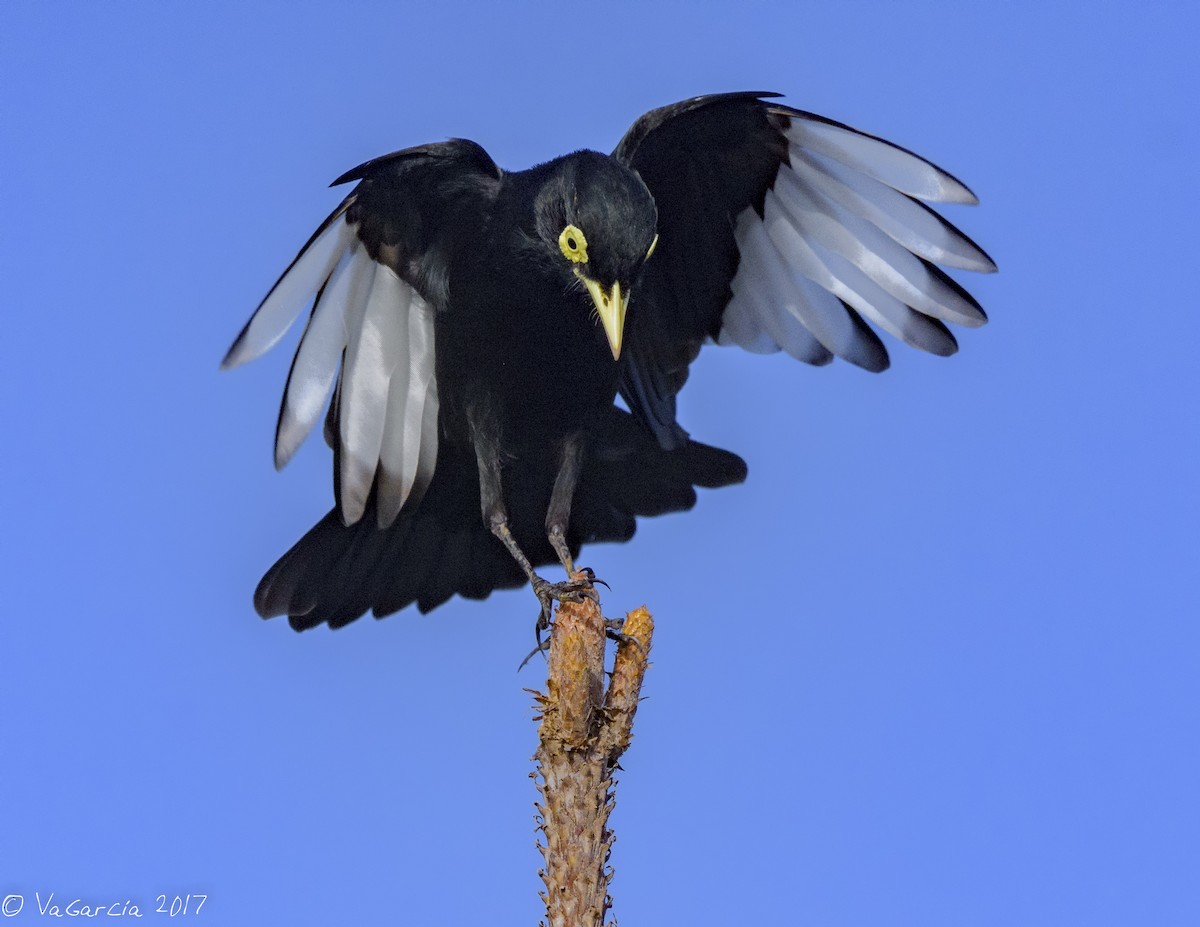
[[620, 606, 653, 649], [534, 593, 653, 927]]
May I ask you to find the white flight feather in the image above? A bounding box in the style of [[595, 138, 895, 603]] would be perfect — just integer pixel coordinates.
[[762, 197, 955, 355], [274, 245, 370, 469], [819, 246, 958, 355], [224, 216, 354, 369], [772, 169, 985, 328], [790, 146, 995, 273], [399, 295, 437, 519], [375, 292, 414, 527], [410, 370, 440, 514], [376, 292, 439, 528], [338, 261, 404, 525], [720, 286, 783, 354], [786, 117, 977, 205], [731, 211, 832, 364], [739, 205, 861, 361]]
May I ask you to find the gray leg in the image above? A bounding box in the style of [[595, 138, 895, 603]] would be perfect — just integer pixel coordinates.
[[546, 432, 586, 574], [473, 428, 538, 583], [472, 425, 593, 640]]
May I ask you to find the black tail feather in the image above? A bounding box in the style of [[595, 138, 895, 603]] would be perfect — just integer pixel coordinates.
[[253, 410, 747, 630]]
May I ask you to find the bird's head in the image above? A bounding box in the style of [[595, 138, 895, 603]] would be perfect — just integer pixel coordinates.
[[532, 151, 658, 359]]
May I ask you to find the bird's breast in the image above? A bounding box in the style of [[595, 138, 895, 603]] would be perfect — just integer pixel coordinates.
[[436, 279, 619, 446]]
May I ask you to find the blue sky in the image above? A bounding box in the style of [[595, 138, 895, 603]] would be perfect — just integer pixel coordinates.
[[3, 2, 1197, 924]]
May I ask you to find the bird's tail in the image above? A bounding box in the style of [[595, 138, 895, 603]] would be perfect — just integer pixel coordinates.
[[253, 443, 525, 630], [253, 411, 746, 631]]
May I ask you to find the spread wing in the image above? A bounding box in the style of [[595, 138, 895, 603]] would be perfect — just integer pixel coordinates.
[[613, 92, 996, 449], [223, 139, 501, 527]]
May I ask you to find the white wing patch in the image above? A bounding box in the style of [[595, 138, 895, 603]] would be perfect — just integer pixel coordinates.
[[224, 200, 439, 529], [721, 113, 995, 370]]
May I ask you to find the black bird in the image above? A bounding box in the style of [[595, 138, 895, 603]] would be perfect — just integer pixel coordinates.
[[224, 92, 994, 631]]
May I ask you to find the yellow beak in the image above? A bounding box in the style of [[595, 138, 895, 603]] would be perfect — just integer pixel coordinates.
[[577, 273, 628, 360]]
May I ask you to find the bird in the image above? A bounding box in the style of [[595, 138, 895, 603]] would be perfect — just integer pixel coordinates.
[[223, 91, 995, 632]]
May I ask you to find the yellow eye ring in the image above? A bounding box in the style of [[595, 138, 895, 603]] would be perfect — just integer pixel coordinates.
[[559, 224, 588, 264], [645, 233, 659, 260]]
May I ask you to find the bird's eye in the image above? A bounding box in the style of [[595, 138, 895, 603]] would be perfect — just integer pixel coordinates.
[[558, 224, 589, 264], [645, 233, 659, 261]]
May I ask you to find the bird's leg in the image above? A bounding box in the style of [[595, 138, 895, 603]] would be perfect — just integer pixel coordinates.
[[474, 431, 593, 643], [475, 438, 537, 582], [545, 433, 607, 597], [545, 432, 586, 575]]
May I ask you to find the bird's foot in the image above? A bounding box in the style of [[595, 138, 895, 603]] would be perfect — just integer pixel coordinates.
[[532, 573, 599, 628], [519, 570, 602, 669], [603, 615, 645, 652]]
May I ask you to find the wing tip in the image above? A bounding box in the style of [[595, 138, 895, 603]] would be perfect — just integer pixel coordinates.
[[853, 350, 891, 374], [974, 244, 999, 275], [253, 574, 284, 620], [330, 165, 365, 188], [930, 326, 960, 357], [945, 180, 980, 206], [221, 326, 255, 371], [273, 392, 302, 471]]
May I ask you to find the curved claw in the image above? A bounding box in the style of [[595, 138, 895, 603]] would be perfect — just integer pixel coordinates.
[[574, 566, 610, 591], [517, 638, 550, 672]]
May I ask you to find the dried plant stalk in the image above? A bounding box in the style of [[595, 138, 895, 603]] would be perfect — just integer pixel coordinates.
[[531, 579, 653, 927]]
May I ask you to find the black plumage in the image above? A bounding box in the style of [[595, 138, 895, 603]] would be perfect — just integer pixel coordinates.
[[224, 92, 994, 631]]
